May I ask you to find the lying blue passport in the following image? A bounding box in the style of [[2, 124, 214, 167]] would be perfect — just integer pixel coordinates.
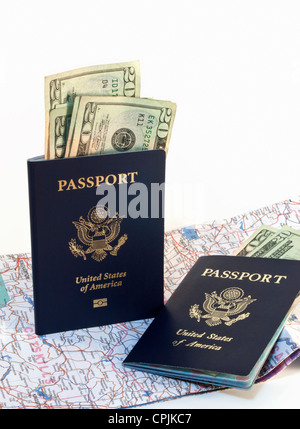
[[123, 255, 300, 389], [27, 150, 165, 334]]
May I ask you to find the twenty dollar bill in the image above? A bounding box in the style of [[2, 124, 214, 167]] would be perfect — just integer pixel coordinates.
[[45, 61, 141, 159], [66, 96, 177, 158], [233, 225, 277, 257], [234, 225, 300, 260], [251, 227, 300, 260]]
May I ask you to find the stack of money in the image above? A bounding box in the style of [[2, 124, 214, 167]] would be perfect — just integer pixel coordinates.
[[233, 225, 300, 260], [44, 61, 176, 160]]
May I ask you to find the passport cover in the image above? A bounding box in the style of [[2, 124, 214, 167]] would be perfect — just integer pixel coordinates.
[[123, 255, 300, 389], [27, 150, 165, 335]]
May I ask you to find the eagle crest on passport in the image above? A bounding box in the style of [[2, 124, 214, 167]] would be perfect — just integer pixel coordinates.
[[189, 287, 256, 327], [68, 205, 128, 262]]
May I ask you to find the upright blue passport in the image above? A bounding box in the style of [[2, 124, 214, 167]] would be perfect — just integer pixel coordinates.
[[124, 255, 300, 389], [27, 150, 165, 334]]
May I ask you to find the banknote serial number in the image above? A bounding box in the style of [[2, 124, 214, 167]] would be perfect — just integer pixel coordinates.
[[137, 114, 155, 149], [101, 78, 119, 96]]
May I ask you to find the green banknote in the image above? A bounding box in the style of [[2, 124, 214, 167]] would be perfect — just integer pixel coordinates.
[[246, 228, 295, 258], [48, 104, 73, 159], [45, 61, 141, 159], [233, 225, 277, 256], [261, 227, 300, 260], [235, 226, 300, 260], [67, 96, 176, 158]]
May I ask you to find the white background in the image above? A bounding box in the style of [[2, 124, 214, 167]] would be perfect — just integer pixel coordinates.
[[0, 0, 299, 409]]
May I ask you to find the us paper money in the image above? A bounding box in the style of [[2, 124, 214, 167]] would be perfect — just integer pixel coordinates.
[[45, 61, 141, 159], [233, 225, 277, 256], [48, 104, 73, 159], [234, 226, 300, 260], [66, 96, 177, 158], [254, 227, 300, 260]]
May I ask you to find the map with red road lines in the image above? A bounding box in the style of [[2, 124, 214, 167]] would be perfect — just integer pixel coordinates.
[[0, 197, 299, 408]]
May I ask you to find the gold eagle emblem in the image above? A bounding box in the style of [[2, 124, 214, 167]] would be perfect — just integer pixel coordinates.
[[68, 206, 128, 262], [189, 287, 256, 326]]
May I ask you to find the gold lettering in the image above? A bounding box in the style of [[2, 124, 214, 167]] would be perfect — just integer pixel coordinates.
[[201, 268, 213, 276], [86, 177, 94, 188], [229, 271, 239, 279], [220, 270, 231, 279], [172, 339, 186, 347], [249, 273, 262, 282], [197, 268, 288, 285], [76, 272, 126, 293], [176, 329, 206, 338], [261, 273, 272, 283], [57, 172, 139, 191], [206, 333, 233, 342], [58, 179, 67, 192], [77, 177, 86, 189], [95, 176, 104, 186], [103, 272, 127, 280], [80, 284, 89, 293], [273, 274, 288, 284], [89, 280, 122, 290], [210, 269, 220, 278], [185, 341, 222, 351], [128, 171, 138, 183], [118, 173, 128, 184], [105, 174, 117, 185], [66, 179, 77, 191], [238, 271, 250, 281]]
